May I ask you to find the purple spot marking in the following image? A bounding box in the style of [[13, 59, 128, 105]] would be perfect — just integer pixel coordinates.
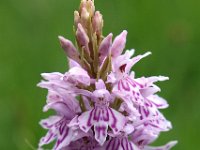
[[109, 138, 116, 150], [129, 78, 144, 88], [95, 126, 106, 139], [127, 78, 136, 87], [82, 126, 86, 130], [59, 121, 66, 135], [87, 109, 94, 127], [130, 142, 134, 150], [126, 138, 129, 150], [121, 80, 130, 91], [148, 122, 160, 128], [142, 107, 150, 117], [108, 108, 117, 131], [151, 101, 164, 107], [42, 122, 53, 128], [55, 127, 69, 149], [94, 108, 101, 122], [121, 138, 126, 150], [103, 108, 109, 121], [115, 138, 120, 149], [106, 139, 112, 150], [44, 131, 54, 143], [138, 107, 143, 120]]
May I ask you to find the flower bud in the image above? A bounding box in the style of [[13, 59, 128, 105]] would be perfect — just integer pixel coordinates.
[[76, 24, 89, 48], [58, 36, 81, 63], [99, 33, 113, 63], [74, 11, 80, 27], [80, 0, 87, 12], [80, 7, 90, 28], [92, 11, 103, 35], [76, 24, 90, 55], [81, 7, 90, 21], [87, 0, 95, 15]]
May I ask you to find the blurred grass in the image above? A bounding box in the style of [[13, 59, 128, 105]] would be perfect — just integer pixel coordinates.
[[0, 0, 199, 149]]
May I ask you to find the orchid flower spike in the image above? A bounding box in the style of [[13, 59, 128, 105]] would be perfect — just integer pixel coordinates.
[[37, 0, 177, 149]]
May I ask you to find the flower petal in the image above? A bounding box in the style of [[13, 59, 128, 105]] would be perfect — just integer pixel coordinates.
[[139, 104, 172, 132], [39, 130, 56, 147], [43, 101, 76, 119], [147, 76, 169, 84], [68, 58, 81, 68], [148, 95, 169, 109], [94, 122, 108, 145], [107, 72, 117, 84], [99, 33, 113, 63], [41, 72, 63, 80], [125, 51, 151, 73], [39, 116, 62, 129], [111, 30, 127, 58], [131, 127, 159, 146], [53, 123, 72, 150], [108, 108, 126, 134], [144, 141, 178, 150], [45, 89, 81, 114], [140, 85, 161, 97], [64, 66, 90, 86], [105, 137, 140, 150], [95, 79, 106, 90], [78, 109, 94, 132]]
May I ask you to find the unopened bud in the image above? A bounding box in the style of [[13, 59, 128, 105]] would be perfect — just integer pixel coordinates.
[[99, 33, 113, 63], [74, 11, 80, 27], [76, 24, 90, 54], [80, 7, 90, 26], [80, 0, 87, 12], [92, 11, 103, 35], [58, 36, 81, 64], [87, 0, 95, 15]]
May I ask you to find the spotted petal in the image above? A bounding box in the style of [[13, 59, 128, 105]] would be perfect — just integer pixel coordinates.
[[144, 141, 178, 150], [78, 106, 126, 145], [94, 122, 108, 145], [39, 116, 86, 150], [105, 137, 140, 150]]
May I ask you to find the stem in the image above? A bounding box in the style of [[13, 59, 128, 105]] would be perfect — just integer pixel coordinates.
[[79, 95, 87, 112]]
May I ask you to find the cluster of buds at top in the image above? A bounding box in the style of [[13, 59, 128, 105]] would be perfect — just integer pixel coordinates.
[[38, 0, 177, 150], [75, 0, 103, 37], [60, 0, 104, 79]]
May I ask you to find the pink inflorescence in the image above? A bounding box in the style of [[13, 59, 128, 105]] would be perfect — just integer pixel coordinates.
[[37, 0, 177, 149]]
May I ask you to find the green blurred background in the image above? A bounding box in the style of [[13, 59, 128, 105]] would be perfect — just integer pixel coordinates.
[[0, 0, 199, 149]]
